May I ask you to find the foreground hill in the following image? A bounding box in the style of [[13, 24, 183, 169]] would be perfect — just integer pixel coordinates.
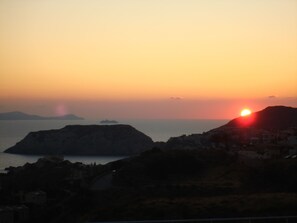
[[2, 149, 296, 222], [220, 106, 297, 130], [0, 111, 84, 120], [4, 125, 154, 155], [101, 149, 297, 221]]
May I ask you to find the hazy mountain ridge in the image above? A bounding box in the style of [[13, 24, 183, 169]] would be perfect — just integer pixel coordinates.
[[0, 111, 84, 120]]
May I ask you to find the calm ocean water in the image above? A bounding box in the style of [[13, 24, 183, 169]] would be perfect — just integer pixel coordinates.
[[0, 119, 227, 171]]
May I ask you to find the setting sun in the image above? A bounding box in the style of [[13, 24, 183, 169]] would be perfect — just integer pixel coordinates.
[[241, 109, 252, 117]]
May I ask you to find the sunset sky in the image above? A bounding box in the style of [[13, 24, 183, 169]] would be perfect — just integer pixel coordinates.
[[1, 0, 296, 119]]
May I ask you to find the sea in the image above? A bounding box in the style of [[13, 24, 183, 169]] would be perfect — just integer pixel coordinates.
[[0, 119, 228, 172]]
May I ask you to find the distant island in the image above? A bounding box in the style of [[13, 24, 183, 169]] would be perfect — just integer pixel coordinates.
[[100, 119, 119, 124], [0, 111, 84, 120], [1, 106, 297, 222], [4, 106, 297, 156]]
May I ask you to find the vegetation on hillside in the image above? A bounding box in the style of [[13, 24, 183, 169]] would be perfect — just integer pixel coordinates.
[[1, 149, 296, 222]]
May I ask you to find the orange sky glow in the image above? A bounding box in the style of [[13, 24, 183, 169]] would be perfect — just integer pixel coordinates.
[[0, 0, 296, 119]]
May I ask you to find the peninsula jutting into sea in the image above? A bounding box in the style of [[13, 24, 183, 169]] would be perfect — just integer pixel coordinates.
[[1, 0, 296, 222], [1, 106, 296, 222], [4, 106, 297, 156]]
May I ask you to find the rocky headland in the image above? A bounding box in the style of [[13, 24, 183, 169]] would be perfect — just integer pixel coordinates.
[[5, 125, 154, 155], [4, 106, 297, 156], [1, 106, 297, 222]]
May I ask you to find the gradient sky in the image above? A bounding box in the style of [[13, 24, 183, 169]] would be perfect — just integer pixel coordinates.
[[0, 0, 296, 119]]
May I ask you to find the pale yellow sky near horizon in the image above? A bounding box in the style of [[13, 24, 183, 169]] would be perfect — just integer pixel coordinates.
[[0, 0, 297, 118]]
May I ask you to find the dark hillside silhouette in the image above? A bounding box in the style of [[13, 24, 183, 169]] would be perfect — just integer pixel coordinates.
[[220, 106, 297, 130]]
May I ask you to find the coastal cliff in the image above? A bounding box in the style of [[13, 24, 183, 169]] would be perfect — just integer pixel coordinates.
[[4, 125, 154, 155], [1, 106, 297, 222]]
